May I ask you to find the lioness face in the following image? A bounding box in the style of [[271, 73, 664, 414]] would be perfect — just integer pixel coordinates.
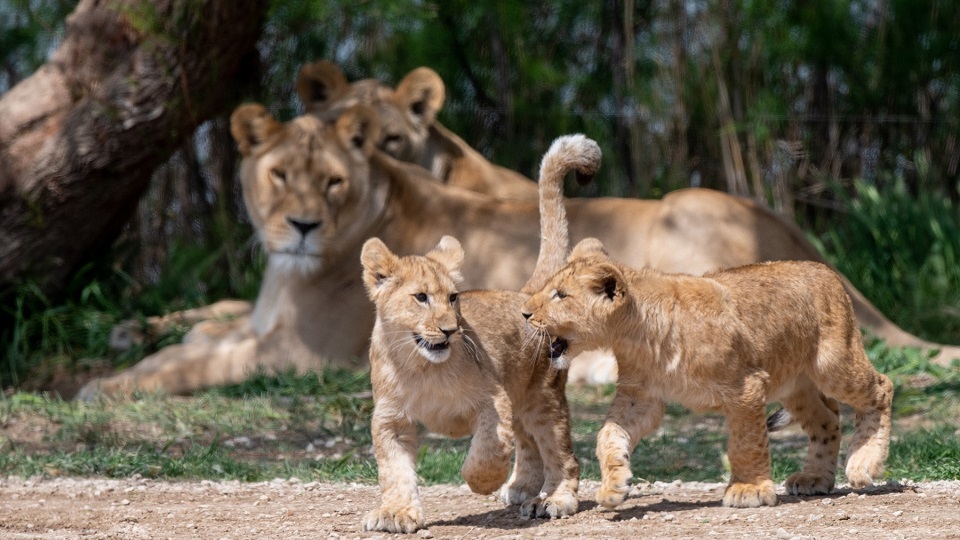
[[230, 103, 384, 275], [297, 61, 445, 166], [362, 236, 465, 364], [522, 239, 626, 368]]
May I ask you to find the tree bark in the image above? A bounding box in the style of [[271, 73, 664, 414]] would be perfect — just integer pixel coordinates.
[[0, 0, 267, 294]]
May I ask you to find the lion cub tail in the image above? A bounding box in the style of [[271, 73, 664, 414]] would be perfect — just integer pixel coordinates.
[[521, 134, 602, 295]]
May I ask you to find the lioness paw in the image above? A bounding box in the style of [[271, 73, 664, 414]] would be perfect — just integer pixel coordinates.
[[785, 472, 835, 496], [595, 481, 630, 510], [723, 480, 777, 508], [520, 491, 578, 519], [362, 505, 424, 534]]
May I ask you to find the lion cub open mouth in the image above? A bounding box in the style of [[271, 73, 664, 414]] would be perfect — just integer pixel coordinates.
[[414, 334, 451, 352], [548, 337, 568, 360]]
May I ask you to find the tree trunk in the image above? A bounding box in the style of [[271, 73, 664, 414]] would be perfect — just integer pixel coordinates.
[[0, 0, 267, 294]]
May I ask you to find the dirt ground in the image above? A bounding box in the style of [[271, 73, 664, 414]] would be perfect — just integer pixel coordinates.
[[1, 477, 958, 540]]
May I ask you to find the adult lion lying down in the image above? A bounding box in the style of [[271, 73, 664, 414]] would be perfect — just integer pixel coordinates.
[[77, 99, 960, 398]]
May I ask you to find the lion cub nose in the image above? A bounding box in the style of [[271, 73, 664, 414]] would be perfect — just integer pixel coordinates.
[[440, 327, 457, 338], [286, 217, 321, 237], [521, 311, 532, 320]]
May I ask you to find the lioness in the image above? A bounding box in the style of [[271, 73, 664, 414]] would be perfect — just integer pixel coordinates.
[[361, 134, 598, 532], [296, 61, 537, 200], [521, 239, 894, 508]]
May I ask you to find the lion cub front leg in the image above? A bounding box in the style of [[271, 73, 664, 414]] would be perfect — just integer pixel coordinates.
[[462, 389, 514, 495], [723, 399, 777, 508], [596, 387, 664, 510], [363, 411, 425, 534], [500, 422, 544, 506]]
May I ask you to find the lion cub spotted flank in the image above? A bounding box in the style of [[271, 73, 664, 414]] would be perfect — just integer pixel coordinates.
[[360, 135, 601, 533], [522, 239, 893, 509]]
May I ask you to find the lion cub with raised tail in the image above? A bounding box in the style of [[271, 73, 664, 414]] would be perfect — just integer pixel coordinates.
[[521, 239, 893, 509], [360, 135, 601, 533]]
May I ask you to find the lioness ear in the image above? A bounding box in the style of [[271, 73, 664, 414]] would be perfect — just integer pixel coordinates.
[[296, 61, 350, 113], [230, 103, 281, 156], [361, 238, 399, 300], [584, 262, 625, 303], [569, 238, 608, 262], [426, 235, 464, 284], [394, 67, 445, 127], [336, 105, 381, 157]]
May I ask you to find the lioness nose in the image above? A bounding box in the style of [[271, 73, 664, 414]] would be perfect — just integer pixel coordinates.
[[287, 218, 321, 237], [440, 327, 457, 338], [521, 311, 532, 320]]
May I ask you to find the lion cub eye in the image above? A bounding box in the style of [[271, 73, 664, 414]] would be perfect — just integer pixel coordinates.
[[414, 292, 428, 303], [449, 293, 458, 304], [553, 290, 568, 300], [270, 168, 287, 183], [328, 176, 344, 189]]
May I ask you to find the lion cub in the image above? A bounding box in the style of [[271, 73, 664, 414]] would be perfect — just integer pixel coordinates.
[[521, 239, 893, 509], [360, 135, 601, 533]]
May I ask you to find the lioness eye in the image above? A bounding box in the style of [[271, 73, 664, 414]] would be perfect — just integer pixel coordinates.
[[328, 176, 344, 188], [270, 168, 286, 183], [414, 292, 428, 303], [449, 293, 458, 304], [554, 290, 567, 299]]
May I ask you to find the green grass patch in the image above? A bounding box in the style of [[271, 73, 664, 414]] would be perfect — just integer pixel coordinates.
[[1, 348, 957, 487]]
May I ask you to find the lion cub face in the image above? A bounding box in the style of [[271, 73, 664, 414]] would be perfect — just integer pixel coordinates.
[[230, 102, 385, 275], [522, 239, 627, 368], [362, 236, 465, 363]]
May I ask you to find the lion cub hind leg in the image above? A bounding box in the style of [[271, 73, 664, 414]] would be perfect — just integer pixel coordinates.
[[461, 390, 514, 495], [812, 346, 894, 489], [595, 388, 665, 510], [840, 373, 893, 488], [518, 387, 580, 519], [780, 379, 841, 495], [500, 423, 545, 506], [723, 394, 778, 508]]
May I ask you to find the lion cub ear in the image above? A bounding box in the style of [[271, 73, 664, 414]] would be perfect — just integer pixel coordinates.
[[230, 103, 281, 156], [394, 67, 445, 128], [426, 236, 464, 284], [336, 105, 381, 157], [361, 238, 399, 301], [569, 238, 608, 262], [296, 60, 350, 113], [583, 262, 626, 305]]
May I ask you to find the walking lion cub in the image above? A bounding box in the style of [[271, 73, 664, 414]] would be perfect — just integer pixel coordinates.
[[521, 239, 893, 508], [360, 135, 600, 533]]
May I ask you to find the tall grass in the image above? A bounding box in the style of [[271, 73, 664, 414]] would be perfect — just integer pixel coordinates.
[[811, 176, 960, 344], [0, 241, 264, 388]]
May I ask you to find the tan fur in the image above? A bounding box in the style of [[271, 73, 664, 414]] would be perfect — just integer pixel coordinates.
[[360, 136, 598, 532], [296, 61, 536, 200], [77, 86, 958, 398], [521, 239, 893, 509]]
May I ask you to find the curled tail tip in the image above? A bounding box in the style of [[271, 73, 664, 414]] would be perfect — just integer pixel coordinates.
[[541, 133, 602, 183]]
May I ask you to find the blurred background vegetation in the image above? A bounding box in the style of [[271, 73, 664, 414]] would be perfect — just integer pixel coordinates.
[[2, 0, 959, 388]]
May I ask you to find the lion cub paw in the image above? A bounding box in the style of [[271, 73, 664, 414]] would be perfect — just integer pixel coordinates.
[[520, 491, 579, 519], [595, 481, 630, 510], [362, 505, 425, 534], [499, 483, 537, 506], [785, 472, 835, 496], [723, 480, 777, 508], [462, 456, 510, 495]]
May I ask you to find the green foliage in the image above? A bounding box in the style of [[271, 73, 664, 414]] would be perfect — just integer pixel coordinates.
[[813, 177, 960, 343]]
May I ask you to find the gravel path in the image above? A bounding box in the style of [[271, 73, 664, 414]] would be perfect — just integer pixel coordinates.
[[2, 477, 959, 539]]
